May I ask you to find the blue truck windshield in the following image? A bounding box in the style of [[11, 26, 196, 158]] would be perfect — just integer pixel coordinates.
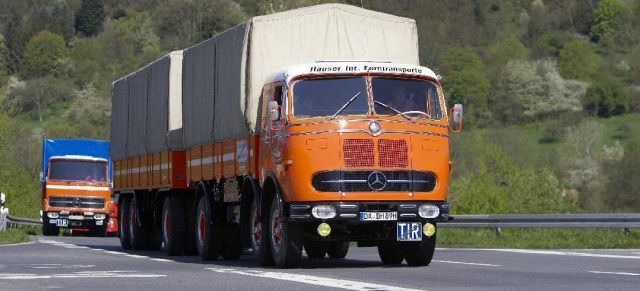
[[49, 161, 108, 182]]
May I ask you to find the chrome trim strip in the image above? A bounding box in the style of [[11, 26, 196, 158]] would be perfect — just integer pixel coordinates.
[[400, 213, 417, 218], [339, 204, 358, 209], [287, 118, 447, 128], [340, 214, 358, 218], [279, 129, 448, 138], [400, 204, 417, 209]]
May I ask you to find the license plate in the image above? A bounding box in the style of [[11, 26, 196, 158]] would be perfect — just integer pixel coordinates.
[[397, 222, 422, 241], [359, 212, 397, 221], [69, 215, 84, 220], [55, 219, 69, 227]]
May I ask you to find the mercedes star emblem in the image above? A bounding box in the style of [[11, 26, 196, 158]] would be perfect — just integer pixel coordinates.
[[367, 171, 387, 191], [73, 198, 82, 207], [368, 121, 381, 136]]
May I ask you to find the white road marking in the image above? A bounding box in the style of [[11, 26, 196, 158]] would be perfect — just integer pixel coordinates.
[[471, 249, 640, 260], [0, 271, 165, 280], [206, 267, 424, 291], [432, 260, 501, 267], [151, 258, 172, 262], [589, 271, 640, 276], [28, 264, 95, 269], [0, 242, 35, 247]]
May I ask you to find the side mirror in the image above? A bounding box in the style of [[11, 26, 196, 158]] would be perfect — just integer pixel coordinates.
[[449, 104, 463, 132], [268, 101, 280, 121], [39, 171, 44, 183], [268, 101, 284, 131]]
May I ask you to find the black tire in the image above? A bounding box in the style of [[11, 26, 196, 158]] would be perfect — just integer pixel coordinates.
[[90, 225, 107, 237], [42, 221, 59, 236], [129, 199, 148, 250], [378, 240, 404, 265], [327, 241, 350, 259], [269, 196, 303, 268], [183, 198, 198, 255], [222, 223, 243, 260], [251, 200, 274, 266], [119, 197, 132, 249], [162, 196, 185, 256], [304, 239, 329, 259], [196, 195, 222, 260], [403, 233, 437, 266]]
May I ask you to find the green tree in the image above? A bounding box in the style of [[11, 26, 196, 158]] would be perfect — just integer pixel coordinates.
[[589, 0, 628, 42], [15, 77, 69, 121], [75, 0, 105, 37], [558, 40, 596, 81], [439, 48, 492, 127], [21, 30, 69, 78], [487, 36, 528, 84], [0, 34, 8, 82], [585, 75, 631, 117]]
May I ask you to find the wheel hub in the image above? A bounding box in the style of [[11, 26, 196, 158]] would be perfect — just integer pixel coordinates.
[[251, 211, 261, 249], [271, 208, 282, 252], [198, 211, 205, 247], [163, 212, 170, 242]]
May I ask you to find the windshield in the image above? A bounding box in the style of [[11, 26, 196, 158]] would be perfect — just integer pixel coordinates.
[[49, 160, 108, 183], [371, 77, 443, 120], [292, 77, 369, 119]]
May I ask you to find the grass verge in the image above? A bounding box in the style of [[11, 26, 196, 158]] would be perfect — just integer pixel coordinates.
[[438, 228, 640, 249]]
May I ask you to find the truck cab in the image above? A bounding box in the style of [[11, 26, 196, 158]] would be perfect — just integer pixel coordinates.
[[41, 140, 113, 236], [256, 61, 462, 266]]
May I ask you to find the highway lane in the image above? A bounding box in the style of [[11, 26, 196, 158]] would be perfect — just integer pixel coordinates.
[[0, 236, 639, 291]]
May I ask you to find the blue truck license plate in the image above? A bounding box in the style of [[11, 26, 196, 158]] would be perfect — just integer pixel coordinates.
[[397, 222, 422, 241]]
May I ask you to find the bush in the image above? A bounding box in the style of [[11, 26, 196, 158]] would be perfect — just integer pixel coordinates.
[[448, 144, 574, 215], [585, 76, 631, 118]]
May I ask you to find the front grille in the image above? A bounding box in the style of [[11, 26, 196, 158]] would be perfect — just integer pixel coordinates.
[[378, 139, 408, 168], [311, 171, 436, 192], [343, 139, 374, 168], [49, 196, 106, 209]]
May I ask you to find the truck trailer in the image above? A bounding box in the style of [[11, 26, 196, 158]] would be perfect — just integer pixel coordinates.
[[41, 139, 113, 236], [111, 4, 462, 268]]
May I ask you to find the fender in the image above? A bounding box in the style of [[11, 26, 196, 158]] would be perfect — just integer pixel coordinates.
[[244, 175, 261, 217], [262, 171, 285, 219]]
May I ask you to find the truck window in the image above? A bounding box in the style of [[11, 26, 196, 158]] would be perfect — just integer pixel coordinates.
[[371, 77, 443, 120], [49, 161, 108, 183], [292, 77, 368, 119]]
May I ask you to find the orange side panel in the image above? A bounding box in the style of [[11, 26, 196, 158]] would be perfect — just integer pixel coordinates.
[[141, 156, 148, 188], [203, 144, 214, 181], [132, 157, 139, 188], [171, 151, 188, 189], [222, 141, 234, 177]]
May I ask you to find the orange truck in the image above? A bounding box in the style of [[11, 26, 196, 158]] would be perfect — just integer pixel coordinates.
[[41, 139, 113, 237], [111, 4, 462, 268]]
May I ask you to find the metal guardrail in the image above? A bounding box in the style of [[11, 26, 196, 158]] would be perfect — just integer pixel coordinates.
[[442, 214, 640, 235], [6, 215, 42, 229]]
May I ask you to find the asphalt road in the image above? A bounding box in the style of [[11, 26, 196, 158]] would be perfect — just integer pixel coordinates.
[[1, 236, 639, 291]]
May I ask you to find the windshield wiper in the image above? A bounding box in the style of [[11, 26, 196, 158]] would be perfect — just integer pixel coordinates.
[[329, 92, 361, 120], [373, 101, 412, 120]]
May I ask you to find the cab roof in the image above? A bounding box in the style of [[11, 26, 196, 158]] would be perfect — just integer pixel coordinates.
[[264, 61, 438, 84], [50, 155, 109, 163]]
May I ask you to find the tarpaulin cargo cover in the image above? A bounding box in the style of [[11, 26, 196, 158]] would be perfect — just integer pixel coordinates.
[[111, 3, 419, 157]]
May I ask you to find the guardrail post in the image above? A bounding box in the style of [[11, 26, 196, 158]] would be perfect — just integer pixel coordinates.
[[495, 227, 502, 237], [624, 228, 630, 235]]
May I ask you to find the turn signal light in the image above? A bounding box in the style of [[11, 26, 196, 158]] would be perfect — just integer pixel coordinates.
[[317, 223, 331, 237]]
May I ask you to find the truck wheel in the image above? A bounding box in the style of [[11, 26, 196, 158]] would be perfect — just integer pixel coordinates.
[[403, 233, 437, 266], [251, 200, 274, 266], [119, 197, 132, 249], [222, 223, 243, 260], [304, 239, 328, 259], [195, 196, 222, 260], [327, 241, 350, 259], [90, 225, 107, 237], [183, 198, 198, 255], [269, 196, 303, 268], [129, 200, 148, 250], [378, 241, 404, 264], [42, 221, 59, 236], [162, 196, 185, 256]]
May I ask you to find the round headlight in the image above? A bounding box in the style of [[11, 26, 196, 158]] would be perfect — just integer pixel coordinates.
[[418, 204, 440, 218], [94, 214, 106, 220], [317, 223, 331, 237], [423, 223, 436, 237], [312, 205, 336, 219], [47, 212, 59, 219]]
